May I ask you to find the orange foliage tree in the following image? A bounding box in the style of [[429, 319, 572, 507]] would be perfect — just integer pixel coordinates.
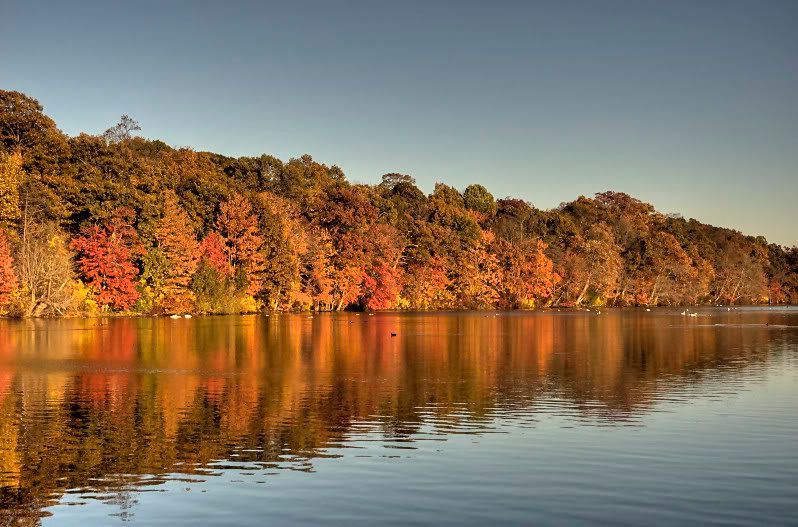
[[0, 229, 17, 307], [216, 194, 265, 297], [154, 192, 200, 311], [314, 186, 376, 310], [451, 230, 501, 308], [253, 192, 307, 310], [401, 257, 451, 309], [494, 238, 560, 308], [300, 227, 336, 310]]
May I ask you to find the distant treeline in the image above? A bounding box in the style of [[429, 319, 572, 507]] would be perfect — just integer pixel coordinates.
[[0, 90, 796, 316]]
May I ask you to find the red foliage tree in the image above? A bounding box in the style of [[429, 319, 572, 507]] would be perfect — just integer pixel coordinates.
[[358, 223, 404, 310], [71, 211, 141, 311], [361, 261, 402, 310], [199, 230, 230, 276]]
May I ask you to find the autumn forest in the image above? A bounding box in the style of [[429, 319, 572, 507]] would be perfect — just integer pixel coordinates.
[[0, 90, 796, 317]]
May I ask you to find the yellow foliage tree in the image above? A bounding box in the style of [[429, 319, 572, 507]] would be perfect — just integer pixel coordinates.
[[0, 151, 23, 229]]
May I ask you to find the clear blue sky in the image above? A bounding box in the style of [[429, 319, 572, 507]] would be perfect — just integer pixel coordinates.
[[2, 1, 796, 245]]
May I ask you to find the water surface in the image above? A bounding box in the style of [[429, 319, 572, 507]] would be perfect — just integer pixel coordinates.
[[1, 308, 796, 525]]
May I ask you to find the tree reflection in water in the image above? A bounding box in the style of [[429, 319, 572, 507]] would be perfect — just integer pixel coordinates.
[[0, 309, 791, 522]]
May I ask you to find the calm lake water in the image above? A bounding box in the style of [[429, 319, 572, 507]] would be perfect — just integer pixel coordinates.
[[0, 308, 796, 525]]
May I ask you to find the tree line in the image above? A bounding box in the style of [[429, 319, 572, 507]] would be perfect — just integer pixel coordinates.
[[0, 90, 796, 316]]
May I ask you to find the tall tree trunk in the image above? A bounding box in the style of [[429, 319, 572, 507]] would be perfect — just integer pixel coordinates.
[[575, 275, 592, 306], [613, 283, 627, 307], [648, 274, 661, 306]]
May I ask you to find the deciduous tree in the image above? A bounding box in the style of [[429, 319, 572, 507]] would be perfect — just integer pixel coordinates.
[[71, 212, 141, 311], [154, 192, 200, 311], [216, 194, 264, 296], [0, 90, 58, 151], [198, 231, 230, 276], [0, 151, 23, 229], [0, 229, 17, 308], [494, 238, 559, 308], [14, 218, 77, 317]]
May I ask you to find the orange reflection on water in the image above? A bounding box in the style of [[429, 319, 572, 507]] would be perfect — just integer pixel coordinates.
[[0, 309, 787, 520]]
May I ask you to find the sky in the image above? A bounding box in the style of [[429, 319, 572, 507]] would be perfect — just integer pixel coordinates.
[[2, 0, 797, 245]]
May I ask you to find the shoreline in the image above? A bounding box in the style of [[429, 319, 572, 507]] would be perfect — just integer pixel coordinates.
[[3, 304, 796, 320]]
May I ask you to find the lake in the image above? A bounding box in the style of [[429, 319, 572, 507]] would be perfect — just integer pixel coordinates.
[[0, 308, 796, 525]]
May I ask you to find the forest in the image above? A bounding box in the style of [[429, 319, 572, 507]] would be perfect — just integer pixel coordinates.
[[1, 89, 796, 316]]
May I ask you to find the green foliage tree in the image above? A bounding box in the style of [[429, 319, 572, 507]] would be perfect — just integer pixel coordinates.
[[463, 184, 497, 219], [0, 90, 58, 152]]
